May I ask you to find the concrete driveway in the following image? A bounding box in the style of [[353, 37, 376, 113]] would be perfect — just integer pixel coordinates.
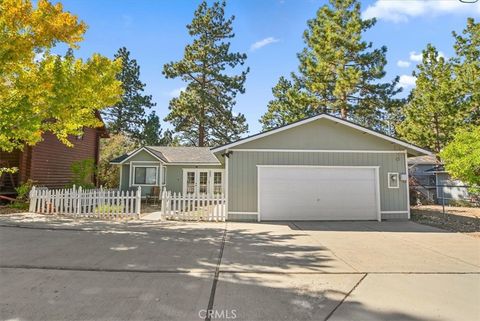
[[0, 217, 479, 321]]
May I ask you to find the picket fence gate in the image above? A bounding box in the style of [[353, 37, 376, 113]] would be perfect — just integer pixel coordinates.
[[29, 186, 142, 219], [160, 190, 226, 221]]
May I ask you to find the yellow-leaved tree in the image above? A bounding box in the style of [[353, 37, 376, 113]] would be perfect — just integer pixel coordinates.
[[0, 0, 122, 152]]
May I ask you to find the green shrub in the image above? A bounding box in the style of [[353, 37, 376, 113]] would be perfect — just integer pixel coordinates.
[[94, 204, 124, 213], [15, 179, 35, 202], [70, 158, 96, 189]]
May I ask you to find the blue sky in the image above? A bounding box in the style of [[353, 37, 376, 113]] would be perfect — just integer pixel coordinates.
[[56, 0, 480, 134]]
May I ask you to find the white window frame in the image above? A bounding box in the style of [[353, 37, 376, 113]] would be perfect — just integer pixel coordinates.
[[182, 169, 225, 195], [387, 172, 400, 189], [161, 165, 167, 188], [131, 164, 159, 186]]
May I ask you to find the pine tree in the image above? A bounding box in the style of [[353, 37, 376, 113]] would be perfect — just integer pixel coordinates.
[[103, 47, 156, 140], [163, 1, 249, 146], [141, 112, 175, 146], [396, 45, 460, 153], [260, 77, 316, 130], [452, 18, 480, 123], [260, 0, 400, 131]]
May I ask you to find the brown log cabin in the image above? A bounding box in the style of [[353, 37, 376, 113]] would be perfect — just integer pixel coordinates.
[[0, 126, 108, 196]]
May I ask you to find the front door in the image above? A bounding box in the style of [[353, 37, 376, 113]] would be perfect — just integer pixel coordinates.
[[185, 170, 210, 194]]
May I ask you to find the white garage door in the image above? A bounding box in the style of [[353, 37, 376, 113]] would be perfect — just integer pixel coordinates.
[[258, 166, 379, 221]]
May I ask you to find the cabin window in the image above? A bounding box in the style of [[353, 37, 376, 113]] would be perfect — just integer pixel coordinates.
[[134, 167, 157, 185]]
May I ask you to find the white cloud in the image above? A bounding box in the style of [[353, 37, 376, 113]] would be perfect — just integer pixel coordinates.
[[168, 87, 186, 97], [250, 37, 280, 51], [409, 51, 423, 62], [398, 75, 417, 88], [409, 50, 446, 63], [397, 60, 410, 68], [363, 0, 480, 23]]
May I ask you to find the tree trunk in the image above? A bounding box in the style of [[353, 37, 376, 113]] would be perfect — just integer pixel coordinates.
[[198, 123, 205, 147], [433, 114, 441, 153]]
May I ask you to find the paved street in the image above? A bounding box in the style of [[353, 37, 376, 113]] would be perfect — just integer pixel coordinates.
[[0, 218, 479, 321]]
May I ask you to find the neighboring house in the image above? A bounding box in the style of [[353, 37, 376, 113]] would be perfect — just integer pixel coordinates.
[[112, 113, 431, 221], [0, 125, 108, 195], [408, 155, 469, 205]]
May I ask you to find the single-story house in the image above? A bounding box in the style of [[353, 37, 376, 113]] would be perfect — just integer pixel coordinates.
[[111, 113, 432, 221], [408, 155, 469, 205], [0, 117, 108, 195]]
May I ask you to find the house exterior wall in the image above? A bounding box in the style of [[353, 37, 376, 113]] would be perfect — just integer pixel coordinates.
[[221, 118, 412, 221], [118, 150, 224, 196], [227, 151, 408, 220], [409, 164, 436, 186], [1, 128, 100, 191], [118, 151, 162, 197], [235, 118, 406, 151], [29, 129, 100, 188], [436, 173, 469, 204]]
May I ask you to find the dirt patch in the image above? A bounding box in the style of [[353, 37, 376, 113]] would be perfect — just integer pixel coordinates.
[[412, 205, 480, 238], [0, 206, 26, 215]]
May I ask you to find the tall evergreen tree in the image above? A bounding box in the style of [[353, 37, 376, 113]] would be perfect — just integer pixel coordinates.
[[396, 45, 460, 153], [452, 18, 480, 123], [163, 1, 249, 146], [260, 0, 400, 131], [141, 112, 176, 146], [102, 47, 156, 140], [260, 77, 316, 130]]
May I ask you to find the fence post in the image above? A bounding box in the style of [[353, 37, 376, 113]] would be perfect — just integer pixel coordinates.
[[29, 186, 36, 212], [136, 186, 142, 218], [76, 186, 82, 217]]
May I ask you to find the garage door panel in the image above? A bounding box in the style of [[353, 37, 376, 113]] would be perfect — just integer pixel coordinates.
[[259, 167, 378, 221]]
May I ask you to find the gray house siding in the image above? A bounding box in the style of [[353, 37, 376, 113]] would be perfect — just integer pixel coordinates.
[[118, 150, 224, 196], [227, 151, 408, 220], [235, 118, 406, 151], [436, 173, 469, 204], [118, 150, 163, 197]]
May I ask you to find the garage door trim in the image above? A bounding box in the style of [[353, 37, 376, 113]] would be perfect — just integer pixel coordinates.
[[257, 165, 381, 222]]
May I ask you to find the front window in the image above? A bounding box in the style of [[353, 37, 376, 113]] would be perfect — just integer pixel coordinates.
[[134, 167, 157, 185], [199, 172, 208, 194], [213, 172, 222, 194]]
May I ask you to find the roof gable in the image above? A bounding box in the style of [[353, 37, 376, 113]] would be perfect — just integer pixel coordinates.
[[212, 114, 432, 156]]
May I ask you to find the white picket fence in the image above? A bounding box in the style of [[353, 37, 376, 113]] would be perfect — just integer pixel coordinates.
[[29, 186, 142, 219], [161, 190, 226, 221]]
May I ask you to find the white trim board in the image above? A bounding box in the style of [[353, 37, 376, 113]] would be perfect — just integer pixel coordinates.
[[165, 162, 222, 166], [130, 164, 160, 187], [381, 211, 409, 214], [231, 149, 407, 154], [229, 212, 258, 215], [212, 114, 432, 155], [117, 147, 165, 165], [257, 165, 380, 169]]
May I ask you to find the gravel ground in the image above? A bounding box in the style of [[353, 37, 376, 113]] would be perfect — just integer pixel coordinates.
[[0, 206, 25, 215], [412, 205, 480, 238]]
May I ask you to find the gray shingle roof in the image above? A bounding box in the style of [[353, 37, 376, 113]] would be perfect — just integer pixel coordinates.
[[408, 155, 441, 165], [146, 146, 220, 164]]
